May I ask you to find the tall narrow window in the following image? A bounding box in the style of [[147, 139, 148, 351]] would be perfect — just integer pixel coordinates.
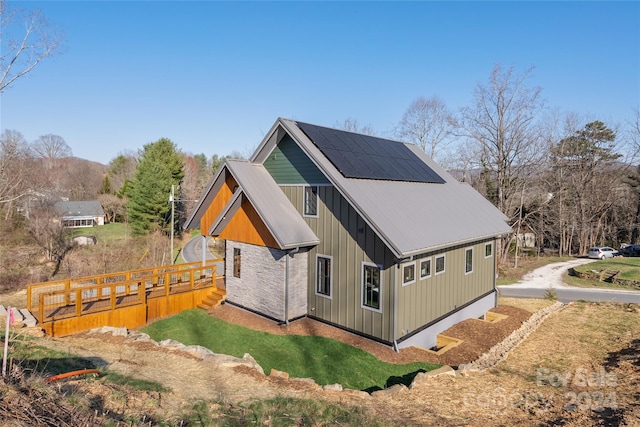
[[435, 255, 445, 275], [233, 248, 241, 278], [465, 248, 473, 274], [420, 258, 431, 279], [316, 255, 332, 297], [362, 263, 381, 311], [304, 186, 318, 217]]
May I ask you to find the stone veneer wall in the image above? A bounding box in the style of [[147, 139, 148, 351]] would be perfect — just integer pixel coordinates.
[[225, 241, 307, 322]]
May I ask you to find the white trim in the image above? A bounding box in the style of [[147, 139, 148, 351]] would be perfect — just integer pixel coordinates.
[[315, 254, 333, 299], [419, 257, 432, 279], [361, 262, 382, 313], [465, 247, 474, 275], [401, 261, 416, 286], [435, 254, 446, 276], [484, 242, 493, 258]]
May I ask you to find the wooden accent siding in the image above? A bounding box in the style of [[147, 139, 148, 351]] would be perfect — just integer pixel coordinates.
[[263, 135, 330, 185], [200, 174, 237, 233], [395, 240, 496, 339], [218, 199, 279, 248], [282, 185, 396, 344]]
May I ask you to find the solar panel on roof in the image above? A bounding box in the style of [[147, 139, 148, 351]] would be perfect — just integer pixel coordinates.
[[296, 122, 445, 183]]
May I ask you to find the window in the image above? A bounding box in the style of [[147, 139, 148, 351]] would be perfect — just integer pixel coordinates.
[[316, 255, 332, 297], [465, 248, 473, 274], [402, 262, 416, 286], [304, 186, 318, 216], [435, 255, 445, 275], [420, 258, 431, 279], [233, 248, 241, 278], [485, 243, 493, 258], [362, 263, 381, 311]]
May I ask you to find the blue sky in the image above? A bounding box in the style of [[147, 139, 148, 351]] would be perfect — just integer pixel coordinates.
[[1, 1, 638, 164]]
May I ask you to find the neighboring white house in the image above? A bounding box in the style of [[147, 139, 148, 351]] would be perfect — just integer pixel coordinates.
[[54, 200, 106, 228]]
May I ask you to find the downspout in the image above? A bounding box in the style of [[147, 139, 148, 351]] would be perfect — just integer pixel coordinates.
[[392, 259, 399, 353], [201, 235, 207, 266], [284, 247, 300, 326]]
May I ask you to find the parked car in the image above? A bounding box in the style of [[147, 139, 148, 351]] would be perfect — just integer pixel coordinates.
[[587, 246, 619, 259], [619, 243, 640, 257]]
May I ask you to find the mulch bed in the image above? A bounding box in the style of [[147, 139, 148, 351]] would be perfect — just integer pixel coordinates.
[[207, 303, 532, 366]]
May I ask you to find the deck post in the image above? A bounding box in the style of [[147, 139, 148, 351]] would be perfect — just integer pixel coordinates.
[[75, 289, 82, 317]]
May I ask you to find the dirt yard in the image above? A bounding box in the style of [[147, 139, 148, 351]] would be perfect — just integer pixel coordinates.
[[25, 298, 639, 426]]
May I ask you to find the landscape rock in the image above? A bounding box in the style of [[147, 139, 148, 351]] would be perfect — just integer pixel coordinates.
[[410, 365, 456, 389], [269, 368, 289, 379], [322, 383, 343, 392], [372, 383, 407, 397], [181, 345, 216, 359], [124, 331, 155, 344], [158, 339, 186, 350]]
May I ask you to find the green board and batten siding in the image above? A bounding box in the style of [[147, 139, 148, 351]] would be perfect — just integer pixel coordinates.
[[395, 241, 496, 339], [281, 185, 396, 343], [264, 137, 395, 343], [263, 135, 330, 185]]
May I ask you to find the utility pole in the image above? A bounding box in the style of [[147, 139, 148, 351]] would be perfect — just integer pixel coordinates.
[[169, 184, 175, 264]]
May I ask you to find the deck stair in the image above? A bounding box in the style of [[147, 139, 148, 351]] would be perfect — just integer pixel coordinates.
[[197, 289, 226, 311]]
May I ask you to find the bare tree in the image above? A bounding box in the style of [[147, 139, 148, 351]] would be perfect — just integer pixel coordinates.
[[28, 201, 73, 278], [0, 0, 63, 92], [335, 117, 375, 135], [396, 95, 456, 161], [32, 134, 72, 164], [0, 130, 37, 218], [459, 64, 544, 215], [458, 64, 544, 260]]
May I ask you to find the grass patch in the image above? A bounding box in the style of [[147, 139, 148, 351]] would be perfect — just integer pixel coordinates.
[[101, 371, 170, 392], [142, 309, 439, 391], [569, 257, 640, 289], [188, 396, 397, 427], [69, 222, 132, 244]]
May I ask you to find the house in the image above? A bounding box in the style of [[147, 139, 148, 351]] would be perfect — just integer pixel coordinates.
[[54, 200, 106, 228], [185, 118, 512, 350]]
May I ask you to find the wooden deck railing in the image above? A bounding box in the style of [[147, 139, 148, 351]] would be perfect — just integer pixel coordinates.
[[27, 260, 219, 312], [33, 261, 221, 325]]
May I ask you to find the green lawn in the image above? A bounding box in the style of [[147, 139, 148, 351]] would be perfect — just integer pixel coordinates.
[[69, 222, 132, 243], [141, 309, 439, 392], [569, 256, 640, 289]]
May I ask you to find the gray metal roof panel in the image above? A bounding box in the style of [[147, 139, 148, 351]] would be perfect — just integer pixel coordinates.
[[225, 160, 320, 249]]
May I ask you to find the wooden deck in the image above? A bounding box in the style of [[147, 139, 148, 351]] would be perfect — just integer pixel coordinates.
[[28, 261, 225, 337]]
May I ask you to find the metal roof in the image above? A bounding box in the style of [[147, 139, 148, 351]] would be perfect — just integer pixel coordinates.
[[275, 119, 512, 257], [209, 160, 319, 250]]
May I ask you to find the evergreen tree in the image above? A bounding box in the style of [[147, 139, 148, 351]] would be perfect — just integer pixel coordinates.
[[126, 138, 184, 235]]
